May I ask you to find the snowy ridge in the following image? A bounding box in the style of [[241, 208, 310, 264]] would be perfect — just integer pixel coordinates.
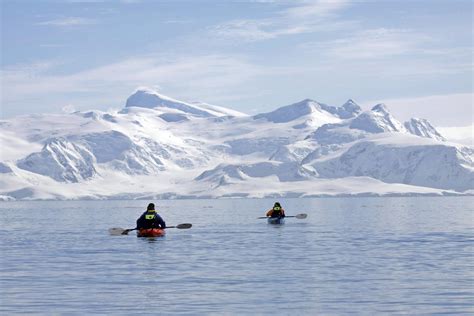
[[0, 87, 472, 200], [17, 137, 97, 182], [350, 104, 406, 133], [307, 134, 473, 192], [191, 101, 248, 118], [195, 161, 317, 184], [126, 87, 246, 118], [253, 98, 360, 126], [253, 99, 361, 129], [404, 118, 446, 141]]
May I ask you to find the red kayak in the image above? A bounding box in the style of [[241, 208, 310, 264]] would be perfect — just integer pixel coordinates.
[[137, 228, 166, 237]]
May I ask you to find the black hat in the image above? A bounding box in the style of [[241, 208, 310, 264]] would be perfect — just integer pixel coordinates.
[[147, 203, 155, 210]]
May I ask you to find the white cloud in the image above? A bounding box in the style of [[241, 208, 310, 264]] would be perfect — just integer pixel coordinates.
[[295, 27, 471, 78], [1, 54, 290, 115], [210, 0, 353, 42], [437, 124, 473, 146], [39, 44, 66, 48], [309, 28, 431, 60], [212, 20, 276, 41], [162, 19, 193, 24], [66, 0, 106, 3], [284, 0, 350, 19], [302, 27, 473, 66], [38, 17, 96, 27], [61, 104, 77, 113], [66, 0, 141, 3]]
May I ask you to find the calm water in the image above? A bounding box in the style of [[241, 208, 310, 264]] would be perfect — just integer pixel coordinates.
[[1, 197, 473, 315]]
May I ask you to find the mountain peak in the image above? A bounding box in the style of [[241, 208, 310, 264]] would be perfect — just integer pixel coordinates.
[[404, 118, 446, 141], [342, 99, 360, 109], [125, 87, 245, 118], [127, 87, 181, 105], [350, 103, 406, 133], [126, 88, 191, 109], [371, 103, 389, 113], [253, 99, 322, 123], [254, 98, 362, 124], [336, 99, 362, 118], [301, 98, 316, 104]]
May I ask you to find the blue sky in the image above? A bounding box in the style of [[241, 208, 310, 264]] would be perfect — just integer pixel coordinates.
[[1, 0, 472, 129]]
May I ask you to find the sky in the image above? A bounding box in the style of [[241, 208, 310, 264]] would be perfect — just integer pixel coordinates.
[[1, 0, 472, 136]]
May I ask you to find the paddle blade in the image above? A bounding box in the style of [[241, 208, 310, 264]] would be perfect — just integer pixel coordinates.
[[109, 227, 126, 236], [296, 213, 307, 219], [109, 227, 136, 235], [176, 223, 192, 229]]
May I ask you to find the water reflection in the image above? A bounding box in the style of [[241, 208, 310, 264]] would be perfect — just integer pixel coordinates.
[[0, 197, 472, 314]]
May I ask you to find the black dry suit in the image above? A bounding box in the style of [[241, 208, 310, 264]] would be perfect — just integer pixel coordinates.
[[270, 207, 284, 218], [136, 210, 166, 229], [267, 202, 285, 218]]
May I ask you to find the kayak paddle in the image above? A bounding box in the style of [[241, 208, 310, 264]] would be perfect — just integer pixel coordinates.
[[108, 227, 132, 235], [108, 223, 192, 236], [286, 213, 307, 219], [167, 223, 192, 229], [257, 213, 307, 219]]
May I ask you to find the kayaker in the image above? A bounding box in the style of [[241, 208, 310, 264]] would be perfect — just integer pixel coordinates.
[[136, 203, 166, 229], [266, 202, 286, 218]]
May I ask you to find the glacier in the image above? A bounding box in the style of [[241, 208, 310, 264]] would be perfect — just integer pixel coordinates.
[[0, 87, 472, 200]]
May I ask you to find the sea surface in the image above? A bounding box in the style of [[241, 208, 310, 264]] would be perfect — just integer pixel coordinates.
[[1, 197, 473, 315]]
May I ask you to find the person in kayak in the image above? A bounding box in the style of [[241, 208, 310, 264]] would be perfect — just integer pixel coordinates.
[[266, 202, 286, 218], [136, 203, 166, 229]]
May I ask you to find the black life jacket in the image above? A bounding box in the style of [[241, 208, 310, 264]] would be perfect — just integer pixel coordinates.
[[144, 210, 156, 221], [271, 207, 283, 217], [138, 210, 158, 229]]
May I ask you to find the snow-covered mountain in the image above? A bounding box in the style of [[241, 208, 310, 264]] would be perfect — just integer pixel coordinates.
[[253, 98, 361, 129], [1, 87, 472, 200], [126, 87, 246, 118], [404, 118, 446, 141], [349, 104, 406, 133], [307, 134, 473, 191]]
